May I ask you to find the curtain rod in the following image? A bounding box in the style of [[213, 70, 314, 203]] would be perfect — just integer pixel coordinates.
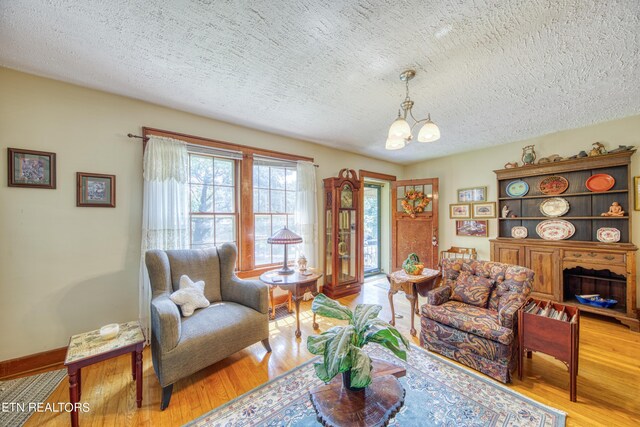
[[127, 133, 319, 167]]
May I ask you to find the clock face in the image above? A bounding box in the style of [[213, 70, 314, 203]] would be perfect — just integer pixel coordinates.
[[340, 185, 353, 208]]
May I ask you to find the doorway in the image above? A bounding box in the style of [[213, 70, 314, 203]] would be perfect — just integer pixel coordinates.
[[364, 183, 382, 276]]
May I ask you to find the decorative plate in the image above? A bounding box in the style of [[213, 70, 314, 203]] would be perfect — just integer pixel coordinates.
[[536, 219, 575, 240], [511, 226, 528, 239], [505, 180, 529, 197], [539, 197, 570, 217], [539, 176, 569, 195], [586, 174, 615, 192], [596, 227, 621, 243]]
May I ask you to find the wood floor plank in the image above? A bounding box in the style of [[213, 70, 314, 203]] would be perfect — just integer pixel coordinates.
[[24, 277, 640, 426]]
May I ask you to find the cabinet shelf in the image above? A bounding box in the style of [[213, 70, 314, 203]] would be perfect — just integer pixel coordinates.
[[498, 189, 627, 200], [498, 216, 629, 220]]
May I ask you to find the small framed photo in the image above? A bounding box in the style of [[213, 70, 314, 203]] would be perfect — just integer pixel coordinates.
[[635, 176, 640, 211], [8, 148, 56, 189], [77, 172, 116, 207], [472, 202, 496, 218], [457, 186, 487, 203], [456, 220, 488, 237], [449, 203, 471, 219]]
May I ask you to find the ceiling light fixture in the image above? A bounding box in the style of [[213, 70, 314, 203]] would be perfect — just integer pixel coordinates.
[[385, 69, 441, 150]]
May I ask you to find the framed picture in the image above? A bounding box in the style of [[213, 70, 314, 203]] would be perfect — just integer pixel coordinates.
[[449, 203, 471, 219], [8, 148, 56, 189], [635, 176, 640, 211], [457, 186, 487, 203], [77, 172, 116, 207], [456, 220, 488, 237], [472, 202, 496, 218]]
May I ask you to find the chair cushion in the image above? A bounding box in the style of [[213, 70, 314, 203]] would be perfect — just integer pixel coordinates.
[[169, 275, 210, 317], [421, 301, 513, 345], [166, 248, 222, 303], [450, 272, 494, 308]]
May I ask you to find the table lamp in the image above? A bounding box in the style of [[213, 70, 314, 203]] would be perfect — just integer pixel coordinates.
[[268, 226, 303, 275]]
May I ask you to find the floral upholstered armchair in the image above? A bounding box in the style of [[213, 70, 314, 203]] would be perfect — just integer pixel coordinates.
[[420, 258, 533, 383]]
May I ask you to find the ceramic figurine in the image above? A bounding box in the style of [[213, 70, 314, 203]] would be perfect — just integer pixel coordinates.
[[502, 205, 511, 218], [608, 145, 635, 153], [589, 142, 606, 157], [297, 254, 308, 272], [577, 150, 588, 158], [521, 145, 536, 165], [504, 161, 519, 168], [601, 202, 624, 217], [538, 154, 562, 164]]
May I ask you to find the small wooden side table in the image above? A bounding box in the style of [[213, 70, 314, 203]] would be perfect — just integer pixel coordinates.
[[64, 321, 145, 427], [310, 358, 406, 427], [260, 270, 322, 338], [387, 269, 441, 336]]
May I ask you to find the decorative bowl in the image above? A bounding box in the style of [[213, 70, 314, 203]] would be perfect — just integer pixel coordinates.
[[100, 323, 120, 340], [575, 295, 617, 309]]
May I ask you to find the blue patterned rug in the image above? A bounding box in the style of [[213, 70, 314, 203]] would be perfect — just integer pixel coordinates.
[[187, 344, 565, 426]]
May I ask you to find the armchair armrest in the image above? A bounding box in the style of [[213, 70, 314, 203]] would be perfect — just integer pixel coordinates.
[[498, 293, 527, 330], [150, 295, 181, 352], [426, 285, 452, 306], [223, 276, 269, 314]]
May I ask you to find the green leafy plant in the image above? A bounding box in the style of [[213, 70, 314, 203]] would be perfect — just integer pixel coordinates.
[[307, 293, 410, 389]]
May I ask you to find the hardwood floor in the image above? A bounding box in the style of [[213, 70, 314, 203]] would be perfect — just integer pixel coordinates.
[[26, 278, 640, 426]]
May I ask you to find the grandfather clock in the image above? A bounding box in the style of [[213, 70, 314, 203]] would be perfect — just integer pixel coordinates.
[[323, 169, 362, 298]]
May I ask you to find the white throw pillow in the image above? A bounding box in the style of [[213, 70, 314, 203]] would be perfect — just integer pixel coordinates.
[[169, 275, 210, 317]]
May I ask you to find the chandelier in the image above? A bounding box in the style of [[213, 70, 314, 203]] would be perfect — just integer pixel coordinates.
[[385, 69, 441, 150]]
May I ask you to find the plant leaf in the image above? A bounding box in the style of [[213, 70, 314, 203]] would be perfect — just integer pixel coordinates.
[[353, 304, 382, 334], [314, 363, 332, 382], [312, 293, 353, 322], [307, 327, 341, 355], [364, 321, 410, 361], [348, 346, 372, 388], [323, 325, 355, 380]]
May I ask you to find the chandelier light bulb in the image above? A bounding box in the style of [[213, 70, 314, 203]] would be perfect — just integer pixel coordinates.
[[385, 136, 405, 150], [417, 118, 441, 142], [388, 117, 411, 140]]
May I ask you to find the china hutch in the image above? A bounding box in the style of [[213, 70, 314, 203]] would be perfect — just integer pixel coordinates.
[[323, 169, 363, 298], [490, 151, 638, 331]]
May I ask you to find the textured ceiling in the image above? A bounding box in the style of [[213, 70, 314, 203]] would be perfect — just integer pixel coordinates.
[[1, 1, 639, 163]]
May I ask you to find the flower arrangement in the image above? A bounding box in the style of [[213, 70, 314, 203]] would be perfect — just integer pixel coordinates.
[[401, 190, 431, 218]]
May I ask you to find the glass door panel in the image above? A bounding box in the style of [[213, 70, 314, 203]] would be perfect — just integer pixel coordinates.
[[364, 184, 381, 275]]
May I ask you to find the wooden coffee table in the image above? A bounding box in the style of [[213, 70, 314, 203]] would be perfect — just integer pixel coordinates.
[[310, 358, 406, 427], [64, 321, 144, 427], [387, 269, 441, 336], [260, 270, 322, 338]]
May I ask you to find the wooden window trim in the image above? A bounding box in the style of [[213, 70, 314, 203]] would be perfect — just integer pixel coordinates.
[[359, 170, 397, 182], [142, 127, 314, 275]]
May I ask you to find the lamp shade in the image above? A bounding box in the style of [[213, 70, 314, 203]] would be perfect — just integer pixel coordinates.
[[388, 117, 411, 140], [417, 120, 441, 142], [385, 136, 405, 150], [267, 226, 302, 245]]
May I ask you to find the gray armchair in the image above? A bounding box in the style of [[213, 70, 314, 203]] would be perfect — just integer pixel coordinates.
[[145, 243, 270, 410]]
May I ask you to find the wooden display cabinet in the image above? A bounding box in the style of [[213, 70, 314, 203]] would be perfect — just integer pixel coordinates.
[[323, 169, 363, 298], [490, 151, 638, 331]]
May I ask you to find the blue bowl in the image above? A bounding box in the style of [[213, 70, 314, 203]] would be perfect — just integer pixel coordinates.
[[575, 295, 617, 308]]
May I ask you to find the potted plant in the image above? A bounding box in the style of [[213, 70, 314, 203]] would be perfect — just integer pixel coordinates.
[[307, 293, 410, 391]]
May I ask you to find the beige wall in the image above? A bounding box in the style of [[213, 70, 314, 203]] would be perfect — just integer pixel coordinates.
[[0, 68, 403, 360], [405, 114, 640, 305]]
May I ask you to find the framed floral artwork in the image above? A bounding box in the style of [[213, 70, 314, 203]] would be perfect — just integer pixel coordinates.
[[457, 186, 487, 203], [8, 148, 56, 189], [449, 203, 471, 219], [472, 202, 496, 218], [77, 172, 116, 207]]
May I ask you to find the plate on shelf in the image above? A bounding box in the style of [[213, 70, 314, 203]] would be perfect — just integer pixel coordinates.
[[539, 197, 570, 217], [575, 294, 617, 309], [511, 226, 528, 239], [596, 227, 621, 243], [536, 219, 575, 240], [505, 180, 529, 197], [586, 174, 615, 192], [539, 176, 569, 195]]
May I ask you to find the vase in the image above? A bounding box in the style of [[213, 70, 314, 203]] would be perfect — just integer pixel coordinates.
[[342, 369, 365, 392]]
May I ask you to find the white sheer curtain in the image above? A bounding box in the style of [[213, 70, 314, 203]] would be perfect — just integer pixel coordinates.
[[139, 135, 189, 342], [295, 161, 318, 269]]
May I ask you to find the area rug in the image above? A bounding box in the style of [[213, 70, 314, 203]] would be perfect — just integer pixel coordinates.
[[270, 303, 294, 321], [187, 344, 565, 427], [0, 369, 67, 426]]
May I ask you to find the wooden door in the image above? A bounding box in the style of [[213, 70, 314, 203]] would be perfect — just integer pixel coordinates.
[[392, 178, 439, 271], [490, 242, 525, 266], [525, 247, 559, 300]]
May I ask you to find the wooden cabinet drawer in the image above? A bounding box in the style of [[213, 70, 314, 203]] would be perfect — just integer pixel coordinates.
[[563, 250, 625, 265]]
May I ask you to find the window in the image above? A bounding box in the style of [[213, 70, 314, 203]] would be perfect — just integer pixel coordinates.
[[253, 159, 297, 266], [188, 153, 237, 248]]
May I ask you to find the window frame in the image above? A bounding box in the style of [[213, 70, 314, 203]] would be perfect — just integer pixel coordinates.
[[142, 127, 313, 276]]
